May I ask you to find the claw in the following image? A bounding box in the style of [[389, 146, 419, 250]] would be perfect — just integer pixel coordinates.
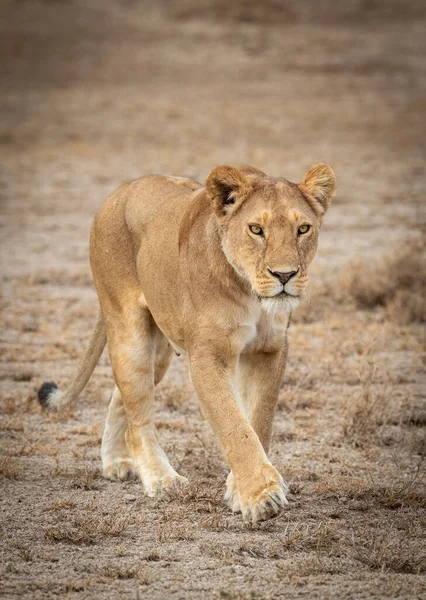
[[267, 497, 280, 512], [281, 479, 289, 494], [265, 498, 279, 513], [271, 491, 284, 505], [240, 482, 289, 524]]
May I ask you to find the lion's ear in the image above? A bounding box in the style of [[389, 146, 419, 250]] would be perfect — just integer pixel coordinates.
[[206, 166, 250, 217], [299, 163, 336, 217]]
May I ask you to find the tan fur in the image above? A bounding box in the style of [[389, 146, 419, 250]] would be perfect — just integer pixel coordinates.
[[299, 163, 336, 217], [40, 164, 335, 523]]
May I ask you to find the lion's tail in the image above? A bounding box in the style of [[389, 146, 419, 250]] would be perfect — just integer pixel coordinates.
[[37, 310, 107, 412]]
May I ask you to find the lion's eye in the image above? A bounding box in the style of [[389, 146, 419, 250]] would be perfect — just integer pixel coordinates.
[[298, 224, 310, 235], [249, 224, 263, 236]]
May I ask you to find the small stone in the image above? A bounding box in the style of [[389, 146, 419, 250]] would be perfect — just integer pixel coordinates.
[[124, 494, 137, 502]]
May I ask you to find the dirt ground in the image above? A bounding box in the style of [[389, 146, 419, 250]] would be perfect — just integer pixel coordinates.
[[1, 1, 425, 598]]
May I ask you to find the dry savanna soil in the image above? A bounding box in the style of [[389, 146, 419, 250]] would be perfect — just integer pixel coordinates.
[[0, 1, 425, 598]]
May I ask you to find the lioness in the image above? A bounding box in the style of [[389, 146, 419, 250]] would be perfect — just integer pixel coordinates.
[[38, 163, 335, 523]]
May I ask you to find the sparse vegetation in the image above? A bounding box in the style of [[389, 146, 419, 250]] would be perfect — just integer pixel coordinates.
[[46, 499, 78, 511], [346, 528, 426, 574], [343, 354, 389, 447], [297, 238, 426, 325], [340, 238, 426, 324], [0, 455, 19, 479], [100, 564, 153, 584], [45, 511, 133, 545], [69, 465, 103, 491], [1, 1, 425, 598]]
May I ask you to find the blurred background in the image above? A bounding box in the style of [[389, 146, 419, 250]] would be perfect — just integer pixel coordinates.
[[1, 2, 425, 221], [1, 0, 425, 314], [1, 2, 425, 598]]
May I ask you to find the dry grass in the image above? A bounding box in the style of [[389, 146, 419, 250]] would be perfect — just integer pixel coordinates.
[[99, 564, 153, 584], [343, 356, 389, 448], [0, 455, 19, 479], [46, 499, 78, 512], [200, 520, 339, 561], [297, 238, 426, 324], [340, 238, 426, 324], [69, 466, 103, 491], [346, 528, 426, 574], [342, 347, 426, 456], [314, 474, 426, 510], [45, 510, 133, 545], [272, 520, 338, 553], [352, 483, 426, 510]]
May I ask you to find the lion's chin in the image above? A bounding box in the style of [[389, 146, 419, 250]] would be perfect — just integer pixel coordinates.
[[258, 293, 301, 315]]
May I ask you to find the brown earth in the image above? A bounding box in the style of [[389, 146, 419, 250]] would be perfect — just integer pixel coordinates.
[[1, 1, 425, 598]]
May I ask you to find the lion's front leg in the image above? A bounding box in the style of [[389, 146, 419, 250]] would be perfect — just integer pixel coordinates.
[[225, 346, 289, 514], [189, 348, 288, 523]]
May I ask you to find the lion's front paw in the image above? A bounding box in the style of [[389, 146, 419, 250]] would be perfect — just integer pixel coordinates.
[[143, 473, 189, 497], [103, 458, 136, 481], [224, 472, 241, 513], [241, 482, 288, 523], [239, 464, 289, 524]]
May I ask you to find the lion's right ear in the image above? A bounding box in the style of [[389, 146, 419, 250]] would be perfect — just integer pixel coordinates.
[[206, 166, 249, 217]]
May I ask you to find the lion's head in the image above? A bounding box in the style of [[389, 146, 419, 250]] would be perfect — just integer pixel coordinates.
[[206, 163, 335, 308]]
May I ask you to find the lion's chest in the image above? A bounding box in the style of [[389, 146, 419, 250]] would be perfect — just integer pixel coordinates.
[[237, 305, 290, 354]]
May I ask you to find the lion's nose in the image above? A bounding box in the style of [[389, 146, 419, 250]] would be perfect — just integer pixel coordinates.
[[269, 269, 299, 285]]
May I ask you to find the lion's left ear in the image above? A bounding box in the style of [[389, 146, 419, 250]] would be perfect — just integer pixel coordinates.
[[299, 163, 336, 217], [206, 165, 250, 217]]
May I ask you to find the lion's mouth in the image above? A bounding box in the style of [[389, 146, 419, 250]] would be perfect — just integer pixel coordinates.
[[257, 290, 299, 300], [279, 289, 300, 298]]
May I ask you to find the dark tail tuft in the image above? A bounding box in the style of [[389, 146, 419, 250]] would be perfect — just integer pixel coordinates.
[[38, 381, 59, 410]]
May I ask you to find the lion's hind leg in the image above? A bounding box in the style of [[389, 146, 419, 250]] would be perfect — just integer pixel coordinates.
[[101, 337, 174, 481], [101, 387, 136, 481], [105, 307, 187, 495]]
